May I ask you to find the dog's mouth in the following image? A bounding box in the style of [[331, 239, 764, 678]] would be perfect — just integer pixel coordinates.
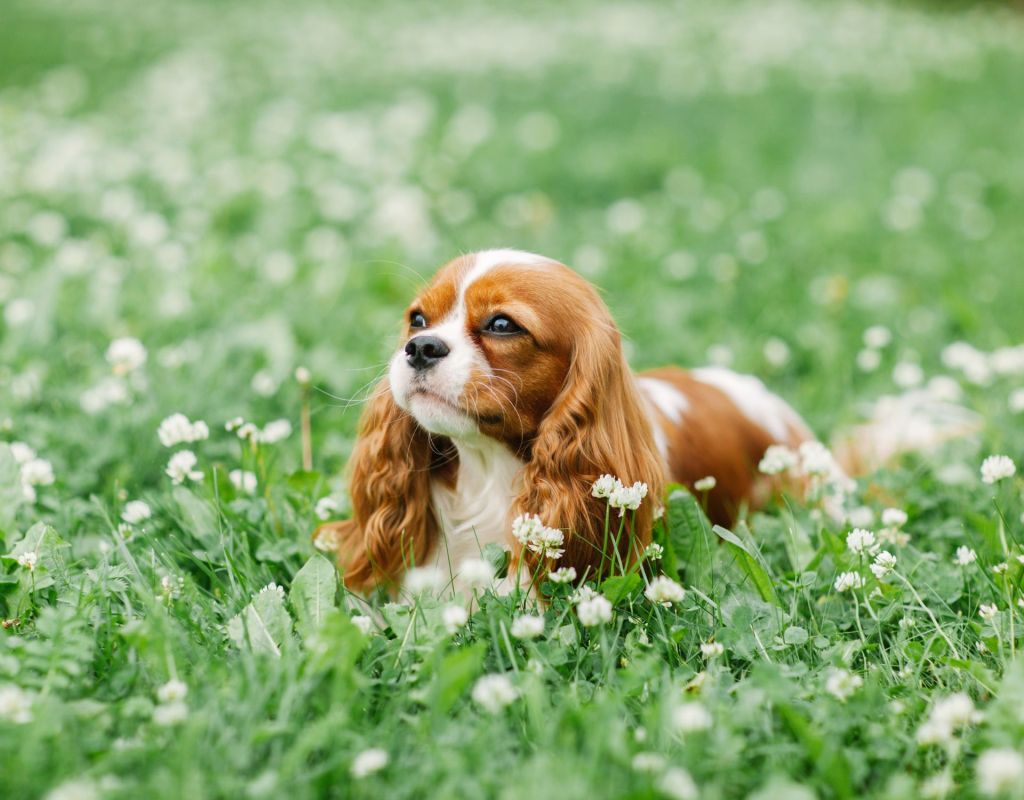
[[407, 387, 502, 427]]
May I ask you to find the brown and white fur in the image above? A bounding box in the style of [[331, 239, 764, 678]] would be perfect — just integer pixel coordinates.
[[317, 249, 847, 595]]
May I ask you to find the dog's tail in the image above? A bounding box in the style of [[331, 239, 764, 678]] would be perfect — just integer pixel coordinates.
[[830, 388, 983, 476]]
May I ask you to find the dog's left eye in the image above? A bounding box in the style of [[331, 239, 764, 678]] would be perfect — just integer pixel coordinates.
[[410, 312, 427, 328], [483, 314, 523, 335]]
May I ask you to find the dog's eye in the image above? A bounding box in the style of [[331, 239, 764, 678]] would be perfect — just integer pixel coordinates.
[[483, 314, 523, 335], [410, 312, 427, 328]]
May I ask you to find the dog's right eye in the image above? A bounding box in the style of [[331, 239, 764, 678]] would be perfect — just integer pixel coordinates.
[[410, 312, 427, 328]]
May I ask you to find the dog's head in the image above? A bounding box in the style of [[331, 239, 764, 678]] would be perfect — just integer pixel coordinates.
[[334, 250, 664, 591]]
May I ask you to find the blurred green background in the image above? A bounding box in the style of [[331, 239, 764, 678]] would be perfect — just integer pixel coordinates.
[[2, 0, 1023, 491]]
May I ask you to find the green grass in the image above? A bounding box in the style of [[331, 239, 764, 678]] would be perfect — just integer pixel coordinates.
[[3, 0, 1024, 797]]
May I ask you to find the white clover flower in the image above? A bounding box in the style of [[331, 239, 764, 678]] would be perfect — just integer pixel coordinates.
[[993, 562, 1009, 575], [229, 469, 257, 494], [857, 348, 882, 372], [700, 641, 724, 659], [825, 668, 863, 701], [21, 457, 55, 487], [9, 442, 35, 464], [158, 574, 183, 602], [152, 701, 188, 726], [981, 455, 1016, 485], [571, 585, 598, 604], [591, 474, 619, 499], [351, 748, 389, 779], [166, 450, 202, 484], [917, 693, 981, 746], [657, 767, 698, 800], [881, 508, 908, 528], [1010, 389, 1024, 415], [121, 500, 152, 525], [44, 778, 99, 800], [260, 419, 292, 444], [672, 702, 712, 733], [294, 366, 312, 385], [0, 684, 33, 724], [799, 441, 836, 477], [608, 481, 649, 513], [548, 567, 577, 584], [441, 604, 469, 634], [16, 551, 39, 571], [314, 497, 339, 521], [644, 543, 664, 561], [863, 325, 892, 349], [694, 476, 716, 492], [225, 417, 245, 432], [979, 604, 999, 620], [156, 679, 188, 704], [893, 361, 924, 389], [871, 551, 898, 579], [977, 748, 1024, 796], [834, 571, 866, 593], [106, 336, 147, 375], [577, 595, 613, 627], [472, 674, 518, 713], [759, 444, 798, 475], [313, 525, 340, 553], [920, 772, 955, 799], [631, 752, 667, 773], [511, 614, 545, 640], [846, 528, 879, 555], [236, 423, 261, 442], [404, 566, 445, 595], [644, 575, 685, 606], [79, 378, 131, 414], [847, 506, 875, 529], [157, 413, 209, 447], [351, 615, 374, 636], [511, 514, 564, 560], [954, 546, 978, 566], [457, 557, 495, 590]]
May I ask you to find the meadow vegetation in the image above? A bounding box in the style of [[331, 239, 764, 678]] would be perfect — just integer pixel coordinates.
[[2, 1, 1024, 797]]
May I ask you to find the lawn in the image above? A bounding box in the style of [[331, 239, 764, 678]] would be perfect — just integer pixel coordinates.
[[3, 0, 1024, 797]]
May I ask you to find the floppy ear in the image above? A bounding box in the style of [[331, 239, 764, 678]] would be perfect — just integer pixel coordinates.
[[513, 321, 664, 582], [315, 379, 440, 593]]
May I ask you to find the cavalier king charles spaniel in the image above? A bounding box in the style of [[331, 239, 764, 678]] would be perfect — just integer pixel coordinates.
[[316, 248, 858, 595]]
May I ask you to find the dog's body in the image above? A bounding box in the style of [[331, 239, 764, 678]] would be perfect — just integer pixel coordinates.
[[319, 249, 831, 594]]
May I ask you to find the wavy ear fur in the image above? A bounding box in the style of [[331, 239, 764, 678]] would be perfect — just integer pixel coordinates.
[[317, 380, 443, 593], [514, 319, 664, 582]]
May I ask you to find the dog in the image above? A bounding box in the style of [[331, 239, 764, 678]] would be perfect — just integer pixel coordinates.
[[316, 249, 975, 594]]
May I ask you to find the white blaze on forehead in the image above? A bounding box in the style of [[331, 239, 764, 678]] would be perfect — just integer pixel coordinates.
[[456, 249, 555, 304], [691, 366, 806, 442]]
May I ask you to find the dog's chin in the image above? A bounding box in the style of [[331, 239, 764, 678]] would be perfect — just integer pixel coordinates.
[[406, 390, 480, 439]]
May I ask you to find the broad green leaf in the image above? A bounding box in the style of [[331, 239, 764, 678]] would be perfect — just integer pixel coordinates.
[[173, 486, 220, 551], [289, 554, 338, 639], [482, 542, 510, 579], [227, 584, 294, 656], [431, 642, 486, 714], [783, 626, 809, 645], [713, 524, 780, 606], [600, 573, 642, 604], [665, 486, 714, 590]]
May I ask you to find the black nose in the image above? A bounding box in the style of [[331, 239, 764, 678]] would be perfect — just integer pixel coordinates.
[[405, 335, 450, 370]]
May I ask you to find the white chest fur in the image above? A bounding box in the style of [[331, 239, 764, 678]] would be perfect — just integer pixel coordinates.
[[423, 437, 523, 579]]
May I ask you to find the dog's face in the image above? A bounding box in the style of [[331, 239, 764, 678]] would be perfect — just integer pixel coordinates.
[[388, 249, 600, 445]]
